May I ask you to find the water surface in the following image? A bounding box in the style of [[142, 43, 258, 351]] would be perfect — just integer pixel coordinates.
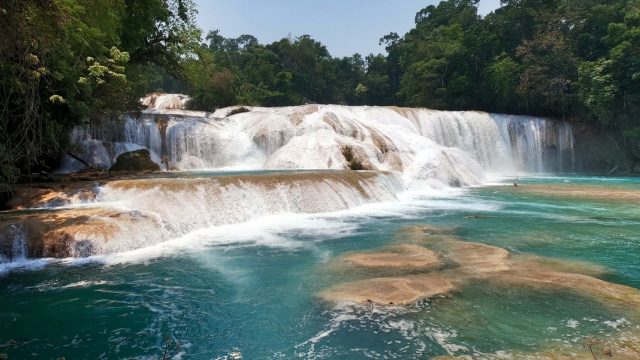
[[1, 175, 639, 359]]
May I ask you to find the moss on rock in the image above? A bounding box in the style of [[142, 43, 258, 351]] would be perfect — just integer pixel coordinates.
[[109, 149, 160, 172]]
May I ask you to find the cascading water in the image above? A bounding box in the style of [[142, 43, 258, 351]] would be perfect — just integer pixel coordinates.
[[0, 172, 404, 259], [4, 102, 578, 262], [60, 104, 576, 184], [3, 98, 639, 360], [0, 224, 27, 263]]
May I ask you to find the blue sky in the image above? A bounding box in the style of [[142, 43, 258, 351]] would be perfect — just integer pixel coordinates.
[[195, 0, 501, 57]]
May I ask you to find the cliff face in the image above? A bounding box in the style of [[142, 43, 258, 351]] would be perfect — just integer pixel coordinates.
[[571, 124, 638, 174]]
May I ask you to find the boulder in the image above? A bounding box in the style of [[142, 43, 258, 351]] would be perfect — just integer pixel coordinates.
[[109, 149, 160, 172]]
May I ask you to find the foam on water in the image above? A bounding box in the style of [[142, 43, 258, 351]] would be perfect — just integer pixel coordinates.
[[59, 104, 575, 183], [0, 174, 503, 273], [3, 102, 577, 269]]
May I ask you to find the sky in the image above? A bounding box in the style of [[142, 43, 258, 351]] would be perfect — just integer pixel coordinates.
[[195, 0, 502, 57]]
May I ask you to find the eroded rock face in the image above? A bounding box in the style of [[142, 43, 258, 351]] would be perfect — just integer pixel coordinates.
[[0, 208, 162, 259], [109, 149, 160, 172], [7, 184, 98, 209]]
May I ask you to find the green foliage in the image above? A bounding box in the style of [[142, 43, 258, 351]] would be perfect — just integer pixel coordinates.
[[515, 28, 578, 116], [2, 0, 640, 193], [578, 59, 617, 125], [485, 54, 522, 111], [0, 0, 200, 192], [623, 127, 640, 158]]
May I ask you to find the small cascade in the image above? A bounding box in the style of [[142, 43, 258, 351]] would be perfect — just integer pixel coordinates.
[[18, 103, 580, 261], [0, 172, 404, 259], [0, 224, 27, 263]]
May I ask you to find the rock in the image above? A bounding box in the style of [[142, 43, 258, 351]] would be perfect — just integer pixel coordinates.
[[341, 145, 375, 171], [109, 149, 160, 172], [213, 106, 252, 117], [320, 274, 455, 305], [7, 184, 98, 209], [503, 183, 640, 203], [343, 244, 442, 270], [320, 224, 640, 309], [0, 208, 161, 258], [140, 93, 190, 110], [227, 106, 251, 116]]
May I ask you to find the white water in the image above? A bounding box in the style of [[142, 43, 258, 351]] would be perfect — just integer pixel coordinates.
[[3, 103, 576, 265], [140, 93, 190, 110], [0, 172, 408, 266], [59, 104, 575, 187]]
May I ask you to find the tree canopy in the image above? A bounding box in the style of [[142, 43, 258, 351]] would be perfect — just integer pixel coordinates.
[[0, 0, 200, 191], [2, 0, 640, 193]]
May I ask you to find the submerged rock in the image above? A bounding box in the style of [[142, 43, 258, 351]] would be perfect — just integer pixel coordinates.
[[343, 244, 441, 270], [432, 329, 640, 360], [109, 149, 160, 172], [321, 274, 455, 305], [504, 183, 640, 203], [319, 225, 640, 310]]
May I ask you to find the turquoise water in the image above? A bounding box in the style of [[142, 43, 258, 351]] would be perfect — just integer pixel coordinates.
[[1, 175, 639, 359]]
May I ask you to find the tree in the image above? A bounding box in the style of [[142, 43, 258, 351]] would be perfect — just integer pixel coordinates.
[[516, 28, 577, 117], [0, 0, 200, 193], [485, 54, 522, 112], [578, 59, 617, 125]]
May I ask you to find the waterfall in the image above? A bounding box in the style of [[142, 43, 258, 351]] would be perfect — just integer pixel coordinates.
[[0, 224, 27, 263], [3, 103, 579, 261], [60, 104, 575, 183]]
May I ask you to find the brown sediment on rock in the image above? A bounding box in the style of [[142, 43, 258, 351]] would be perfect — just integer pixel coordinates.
[[7, 170, 394, 210], [7, 184, 98, 209], [107, 170, 390, 198], [0, 208, 156, 258], [321, 274, 455, 305], [513, 254, 611, 278], [367, 127, 398, 155], [289, 104, 319, 126], [340, 145, 375, 171], [387, 106, 421, 121], [503, 184, 640, 203], [493, 270, 640, 310], [446, 240, 511, 275], [433, 330, 640, 360], [343, 244, 441, 270], [226, 106, 251, 116], [320, 224, 640, 309], [397, 224, 459, 242], [321, 113, 346, 135]]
